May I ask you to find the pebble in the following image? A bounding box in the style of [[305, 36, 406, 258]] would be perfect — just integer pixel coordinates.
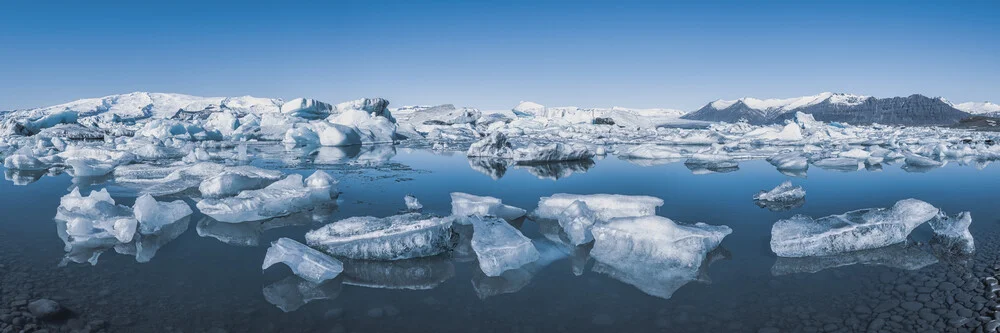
[[901, 301, 923, 311], [592, 314, 613, 326], [27, 299, 62, 320]]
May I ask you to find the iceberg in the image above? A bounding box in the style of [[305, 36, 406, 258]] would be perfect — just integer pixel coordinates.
[[305, 213, 455, 260], [132, 194, 193, 234], [450, 192, 526, 223], [196, 172, 333, 223], [263, 238, 344, 284], [470, 216, 540, 276], [3, 153, 49, 171], [533, 193, 663, 221], [770, 199, 940, 257], [466, 132, 593, 164], [617, 144, 685, 160], [280, 98, 333, 119], [556, 201, 598, 245], [766, 152, 808, 171], [466, 132, 514, 159], [590, 215, 732, 268], [928, 211, 974, 255], [811, 157, 861, 172], [904, 153, 944, 168], [55, 188, 137, 245], [198, 166, 284, 198], [512, 143, 594, 164]]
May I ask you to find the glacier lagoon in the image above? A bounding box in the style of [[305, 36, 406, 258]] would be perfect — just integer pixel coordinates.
[[1, 144, 1000, 332]]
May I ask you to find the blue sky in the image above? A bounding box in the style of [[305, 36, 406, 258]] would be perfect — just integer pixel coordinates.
[[1, 0, 997, 111]]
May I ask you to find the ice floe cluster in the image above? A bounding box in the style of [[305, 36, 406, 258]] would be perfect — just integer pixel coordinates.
[[6, 92, 989, 312], [4, 93, 999, 186]]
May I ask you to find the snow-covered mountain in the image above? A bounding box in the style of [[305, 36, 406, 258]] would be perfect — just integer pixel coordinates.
[[15, 92, 283, 121], [952, 101, 1000, 117], [682, 92, 972, 126], [511, 101, 688, 128]]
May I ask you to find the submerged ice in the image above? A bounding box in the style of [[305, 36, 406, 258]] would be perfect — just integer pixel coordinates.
[[591, 215, 732, 267], [470, 216, 540, 277]]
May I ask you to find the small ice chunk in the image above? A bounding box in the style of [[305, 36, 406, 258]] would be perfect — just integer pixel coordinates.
[[305, 213, 454, 260], [904, 154, 944, 168], [196, 174, 327, 223], [753, 181, 806, 202], [470, 216, 540, 277], [556, 200, 598, 245], [684, 154, 739, 173], [617, 144, 684, 160], [770, 199, 940, 257], [133, 194, 193, 234], [404, 194, 423, 211], [198, 166, 283, 198], [590, 215, 732, 267], [304, 170, 338, 199], [450, 192, 526, 223], [812, 157, 861, 171], [263, 238, 344, 284], [928, 211, 974, 255], [838, 148, 870, 159], [533, 193, 663, 221], [767, 152, 808, 171], [55, 188, 137, 244]]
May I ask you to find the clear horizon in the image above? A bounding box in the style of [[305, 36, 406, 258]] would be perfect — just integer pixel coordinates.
[[2, 1, 997, 111]]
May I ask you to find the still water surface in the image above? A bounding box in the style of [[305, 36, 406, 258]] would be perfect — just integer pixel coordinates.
[[1, 147, 998, 332]]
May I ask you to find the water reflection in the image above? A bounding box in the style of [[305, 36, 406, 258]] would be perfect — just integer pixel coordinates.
[[471, 239, 568, 299], [754, 198, 806, 212], [5, 169, 46, 185], [263, 275, 343, 312], [467, 158, 594, 180], [340, 256, 455, 290], [684, 160, 739, 174], [515, 160, 594, 180], [57, 215, 191, 266], [771, 243, 938, 276]]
